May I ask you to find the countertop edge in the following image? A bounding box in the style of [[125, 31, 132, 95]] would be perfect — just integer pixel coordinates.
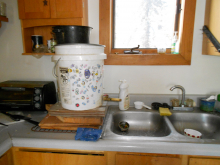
[[11, 137, 220, 157]]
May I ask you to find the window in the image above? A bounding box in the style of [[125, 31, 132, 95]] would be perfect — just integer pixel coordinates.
[[114, 0, 176, 49], [99, 0, 197, 65]]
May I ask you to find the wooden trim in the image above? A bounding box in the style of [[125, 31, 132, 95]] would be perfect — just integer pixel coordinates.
[[202, 0, 220, 56], [99, 0, 196, 65], [82, 0, 88, 26]]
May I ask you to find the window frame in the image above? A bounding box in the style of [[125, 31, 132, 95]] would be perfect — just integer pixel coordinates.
[[99, 0, 197, 65]]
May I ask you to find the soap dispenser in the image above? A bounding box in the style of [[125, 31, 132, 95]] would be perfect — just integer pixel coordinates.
[[119, 80, 130, 110]]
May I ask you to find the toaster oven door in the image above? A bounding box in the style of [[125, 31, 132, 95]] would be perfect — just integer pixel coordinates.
[[0, 87, 34, 110]]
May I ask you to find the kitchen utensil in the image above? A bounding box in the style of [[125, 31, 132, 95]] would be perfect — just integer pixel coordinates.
[[184, 129, 202, 139], [200, 98, 215, 112], [134, 101, 151, 109], [1, 112, 39, 126], [52, 26, 93, 44], [118, 121, 129, 132], [0, 122, 8, 126]]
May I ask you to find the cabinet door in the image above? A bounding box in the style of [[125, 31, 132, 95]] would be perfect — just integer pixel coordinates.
[[189, 158, 220, 165], [18, 0, 51, 19], [116, 154, 181, 165], [14, 151, 106, 165], [0, 149, 13, 165], [50, 0, 83, 18]]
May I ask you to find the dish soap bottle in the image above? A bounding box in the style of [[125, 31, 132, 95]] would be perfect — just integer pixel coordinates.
[[171, 31, 178, 54], [119, 80, 130, 110]]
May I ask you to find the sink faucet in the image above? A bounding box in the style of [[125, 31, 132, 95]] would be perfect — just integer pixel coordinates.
[[170, 85, 193, 111], [170, 85, 185, 107]]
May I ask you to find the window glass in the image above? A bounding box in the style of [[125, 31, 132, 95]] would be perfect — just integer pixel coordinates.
[[114, 0, 176, 49]]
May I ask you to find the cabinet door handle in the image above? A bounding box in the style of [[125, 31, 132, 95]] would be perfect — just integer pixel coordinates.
[[43, 0, 48, 6]]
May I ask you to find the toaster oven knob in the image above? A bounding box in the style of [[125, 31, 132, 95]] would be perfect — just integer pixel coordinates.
[[34, 96, 40, 101], [35, 88, 41, 94], [34, 103, 41, 109]]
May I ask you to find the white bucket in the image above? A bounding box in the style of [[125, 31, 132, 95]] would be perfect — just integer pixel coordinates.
[[52, 44, 106, 110]]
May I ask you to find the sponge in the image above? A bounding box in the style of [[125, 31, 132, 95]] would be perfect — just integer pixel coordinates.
[[159, 107, 172, 116]]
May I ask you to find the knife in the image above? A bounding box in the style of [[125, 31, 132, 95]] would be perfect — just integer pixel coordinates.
[[1, 112, 39, 126]]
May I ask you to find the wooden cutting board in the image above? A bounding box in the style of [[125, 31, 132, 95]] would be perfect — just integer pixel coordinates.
[[56, 116, 103, 125], [46, 103, 107, 117], [39, 115, 101, 130]]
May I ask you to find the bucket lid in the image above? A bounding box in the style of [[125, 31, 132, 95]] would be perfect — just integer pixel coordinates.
[[55, 43, 106, 55], [53, 44, 106, 61], [52, 54, 106, 61]]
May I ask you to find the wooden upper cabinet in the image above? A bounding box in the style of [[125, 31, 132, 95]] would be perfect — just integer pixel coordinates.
[[50, 0, 83, 18], [18, 0, 84, 19], [18, 0, 51, 19]]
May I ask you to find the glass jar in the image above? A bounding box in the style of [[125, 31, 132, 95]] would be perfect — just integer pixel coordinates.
[[0, 2, 6, 16], [50, 38, 57, 53]]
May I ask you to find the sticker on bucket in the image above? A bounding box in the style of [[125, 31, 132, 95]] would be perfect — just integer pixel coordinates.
[[58, 62, 104, 110], [59, 67, 72, 104]]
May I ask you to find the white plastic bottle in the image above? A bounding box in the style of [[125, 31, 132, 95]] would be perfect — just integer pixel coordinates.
[[119, 80, 130, 110], [171, 31, 178, 54]]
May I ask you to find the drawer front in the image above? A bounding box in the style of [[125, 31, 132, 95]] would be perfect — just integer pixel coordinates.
[[116, 154, 181, 165], [189, 158, 220, 165], [15, 151, 106, 165]]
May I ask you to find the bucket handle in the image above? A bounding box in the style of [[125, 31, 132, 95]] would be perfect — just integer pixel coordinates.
[[53, 57, 61, 78]]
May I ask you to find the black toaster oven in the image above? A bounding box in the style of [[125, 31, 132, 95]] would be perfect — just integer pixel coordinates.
[[0, 81, 57, 111]]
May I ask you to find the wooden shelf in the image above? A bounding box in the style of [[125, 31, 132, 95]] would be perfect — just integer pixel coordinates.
[[0, 15, 8, 28], [0, 15, 8, 22], [22, 53, 55, 55]]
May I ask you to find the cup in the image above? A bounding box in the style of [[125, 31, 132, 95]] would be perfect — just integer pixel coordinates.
[[134, 101, 151, 109], [171, 99, 179, 107], [31, 35, 43, 52], [200, 98, 215, 112], [186, 99, 193, 107]]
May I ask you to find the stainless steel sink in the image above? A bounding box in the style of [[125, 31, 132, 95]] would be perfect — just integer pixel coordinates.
[[168, 113, 220, 140], [111, 112, 171, 137], [101, 106, 220, 144]]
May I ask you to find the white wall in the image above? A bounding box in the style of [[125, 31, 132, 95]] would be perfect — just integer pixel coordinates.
[[0, 0, 219, 95]]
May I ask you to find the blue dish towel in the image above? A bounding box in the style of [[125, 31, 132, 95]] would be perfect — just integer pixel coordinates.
[[75, 127, 102, 141]]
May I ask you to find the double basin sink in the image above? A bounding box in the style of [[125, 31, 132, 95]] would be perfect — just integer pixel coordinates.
[[102, 106, 220, 143]]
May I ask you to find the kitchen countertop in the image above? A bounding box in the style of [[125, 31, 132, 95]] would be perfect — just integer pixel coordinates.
[[1, 107, 220, 157]]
